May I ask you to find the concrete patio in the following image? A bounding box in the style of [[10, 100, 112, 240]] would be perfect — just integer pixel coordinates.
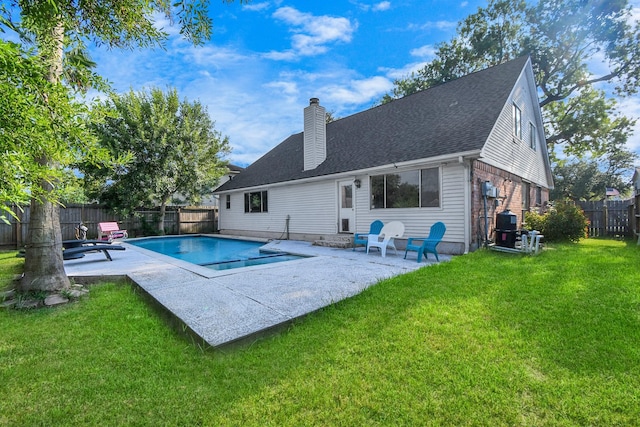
[[64, 237, 450, 348]]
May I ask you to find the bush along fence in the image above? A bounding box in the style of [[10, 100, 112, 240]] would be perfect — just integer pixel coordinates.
[[1, 204, 218, 249], [578, 199, 634, 238]]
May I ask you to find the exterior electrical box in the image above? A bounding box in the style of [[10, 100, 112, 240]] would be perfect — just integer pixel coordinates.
[[482, 181, 498, 198]]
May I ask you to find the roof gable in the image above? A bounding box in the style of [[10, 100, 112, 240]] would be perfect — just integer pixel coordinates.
[[219, 56, 531, 191]]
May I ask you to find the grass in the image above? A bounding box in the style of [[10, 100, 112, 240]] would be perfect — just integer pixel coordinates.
[[1, 239, 639, 426]]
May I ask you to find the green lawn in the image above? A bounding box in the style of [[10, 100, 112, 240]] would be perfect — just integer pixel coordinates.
[[1, 239, 639, 426]]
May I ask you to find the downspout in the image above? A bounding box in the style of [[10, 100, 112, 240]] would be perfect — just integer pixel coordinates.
[[483, 191, 489, 247], [462, 157, 471, 254]]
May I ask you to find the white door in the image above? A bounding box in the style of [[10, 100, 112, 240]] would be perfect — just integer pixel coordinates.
[[338, 180, 355, 233]]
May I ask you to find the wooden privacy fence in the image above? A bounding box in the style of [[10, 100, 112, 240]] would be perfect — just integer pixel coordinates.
[[1, 204, 218, 249], [578, 199, 633, 237]]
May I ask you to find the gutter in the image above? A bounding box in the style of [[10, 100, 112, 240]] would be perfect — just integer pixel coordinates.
[[215, 149, 483, 194]]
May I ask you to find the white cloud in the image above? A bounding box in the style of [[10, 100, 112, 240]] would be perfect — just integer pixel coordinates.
[[323, 76, 394, 106], [264, 80, 299, 96], [242, 2, 271, 12], [379, 61, 430, 80], [414, 20, 457, 31], [179, 74, 304, 165], [270, 7, 357, 59], [460, 1, 469, 8], [262, 49, 298, 61], [373, 2, 392, 12], [174, 43, 250, 68], [150, 11, 181, 38], [410, 44, 436, 59], [630, 0, 640, 23], [619, 96, 640, 153]]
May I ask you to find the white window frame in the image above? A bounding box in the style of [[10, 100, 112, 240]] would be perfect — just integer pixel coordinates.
[[529, 122, 537, 151], [513, 103, 522, 140], [244, 190, 268, 213], [370, 167, 440, 209]]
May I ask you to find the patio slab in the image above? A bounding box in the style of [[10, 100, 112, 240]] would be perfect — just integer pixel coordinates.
[[64, 238, 450, 348]]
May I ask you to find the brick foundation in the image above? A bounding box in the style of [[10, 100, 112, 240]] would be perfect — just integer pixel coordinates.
[[471, 160, 549, 249]]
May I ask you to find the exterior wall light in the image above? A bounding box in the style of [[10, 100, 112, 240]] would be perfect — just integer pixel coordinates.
[[354, 179, 361, 188]]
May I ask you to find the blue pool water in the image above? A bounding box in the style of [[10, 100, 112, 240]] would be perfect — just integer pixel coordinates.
[[129, 236, 304, 270]]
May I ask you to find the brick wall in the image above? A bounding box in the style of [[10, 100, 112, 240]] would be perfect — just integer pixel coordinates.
[[470, 160, 549, 249]]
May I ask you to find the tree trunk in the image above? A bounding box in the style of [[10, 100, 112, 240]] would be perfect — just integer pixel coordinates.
[[19, 192, 70, 292], [158, 200, 167, 235], [19, 19, 70, 292]]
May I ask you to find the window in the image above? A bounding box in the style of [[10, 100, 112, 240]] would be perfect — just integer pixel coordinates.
[[420, 167, 440, 207], [529, 122, 537, 150], [341, 184, 353, 209], [244, 191, 268, 213], [512, 103, 522, 139], [225, 194, 231, 209], [370, 167, 440, 209], [535, 186, 542, 206]]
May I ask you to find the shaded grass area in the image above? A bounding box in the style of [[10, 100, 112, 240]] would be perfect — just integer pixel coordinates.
[[1, 239, 639, 426]]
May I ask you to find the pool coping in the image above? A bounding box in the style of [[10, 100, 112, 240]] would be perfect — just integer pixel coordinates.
[[64, 235, 450, 348], [124, 235, 282, 279]]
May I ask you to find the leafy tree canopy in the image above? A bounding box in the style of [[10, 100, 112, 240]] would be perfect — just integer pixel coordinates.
[[83, 87, 231, 233], [551, 147, 637, 201], [0, 0, 242, 291], [0, 39, 118, 222], [384, 0, 640, 160]]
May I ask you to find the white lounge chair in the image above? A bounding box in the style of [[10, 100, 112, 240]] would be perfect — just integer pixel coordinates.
[[366, 221, 405, 257]]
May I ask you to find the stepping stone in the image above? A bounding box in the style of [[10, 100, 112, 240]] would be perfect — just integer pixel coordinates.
[[44, 294, 69, 306]]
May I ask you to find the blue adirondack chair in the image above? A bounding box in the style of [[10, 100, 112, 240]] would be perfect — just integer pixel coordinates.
[[403, 222, 446, 262], [353, 220, 384, 251]]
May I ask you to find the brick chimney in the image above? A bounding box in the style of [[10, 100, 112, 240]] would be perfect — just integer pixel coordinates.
[[303, 97, 326, 171]]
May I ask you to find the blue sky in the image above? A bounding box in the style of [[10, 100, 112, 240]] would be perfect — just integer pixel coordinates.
[[86, 0, 496, 166], [9, 0, 640, 166]]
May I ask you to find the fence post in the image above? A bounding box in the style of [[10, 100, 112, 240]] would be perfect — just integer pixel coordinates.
[[177, 208, 181, 235]]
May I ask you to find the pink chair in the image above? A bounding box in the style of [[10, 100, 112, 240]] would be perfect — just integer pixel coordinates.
[[98, 222, 128, 242]]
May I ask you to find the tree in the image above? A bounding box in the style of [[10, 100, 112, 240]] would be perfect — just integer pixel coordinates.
[[543, 87, 637, 158], [325, 110, 338, 123], [552, 159, 610, 201], [84, 87, 231, 234], [1, 1, 241, 292], [0, 40, 54, 222], [0, 39, 117, 291], [551, 149, 637, 201], [385, 0, 640, 160]]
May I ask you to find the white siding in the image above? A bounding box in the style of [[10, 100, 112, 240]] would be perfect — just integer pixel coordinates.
[[220, 163, 468, 248], [353, 163, 467, 245], [219, 181, 338, 235], [481, 68, 552, 188]]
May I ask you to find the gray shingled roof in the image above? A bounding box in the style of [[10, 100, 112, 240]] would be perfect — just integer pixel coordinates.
[[217, 56, 529, 192]]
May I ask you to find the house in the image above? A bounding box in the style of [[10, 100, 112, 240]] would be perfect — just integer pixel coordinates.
[[173, 163, 244, 207], [215, 56, 553, 254], [201, 163, 245, 207]]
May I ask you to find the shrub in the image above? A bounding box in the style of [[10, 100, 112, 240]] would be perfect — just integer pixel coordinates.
[[524, 200, 588, 242], [524, 210, 545, 232]]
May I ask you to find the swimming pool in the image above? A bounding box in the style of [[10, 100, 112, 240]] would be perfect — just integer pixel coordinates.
[[128, 236, 305, 270]]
